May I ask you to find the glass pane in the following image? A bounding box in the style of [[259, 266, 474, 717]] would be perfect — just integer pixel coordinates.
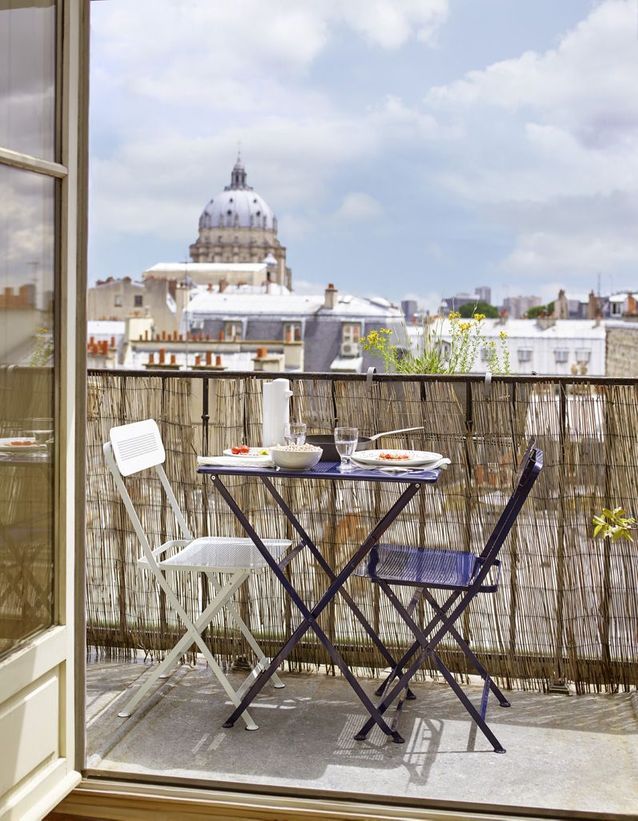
[[0, 163, 55, 659], [0, 1, 56, 160]]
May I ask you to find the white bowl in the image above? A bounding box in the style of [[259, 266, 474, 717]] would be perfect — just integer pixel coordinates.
[[270, 446, 323, 471]]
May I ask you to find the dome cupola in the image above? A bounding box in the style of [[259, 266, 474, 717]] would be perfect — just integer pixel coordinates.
[[198, 155, 277, 232]]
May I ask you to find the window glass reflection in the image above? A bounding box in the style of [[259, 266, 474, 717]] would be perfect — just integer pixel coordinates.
[[0, 1, 56, 160], [0, 163, 55, 658]]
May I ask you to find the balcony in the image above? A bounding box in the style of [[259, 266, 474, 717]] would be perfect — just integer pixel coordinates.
[[84, 370, 638, 817]]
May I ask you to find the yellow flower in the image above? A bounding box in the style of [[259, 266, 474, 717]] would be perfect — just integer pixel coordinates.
[[448, 311, 461, 320], [459, 322, 472, 332], [499, 330, 508, 340], [473, 312, 486, 321]]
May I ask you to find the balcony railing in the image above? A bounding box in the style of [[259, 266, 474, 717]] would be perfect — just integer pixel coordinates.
[[86, 369, 638, 692]]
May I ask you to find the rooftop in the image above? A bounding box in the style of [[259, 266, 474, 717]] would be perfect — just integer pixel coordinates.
[[185, 288, 402, 319], [408, 318, 606, 340]]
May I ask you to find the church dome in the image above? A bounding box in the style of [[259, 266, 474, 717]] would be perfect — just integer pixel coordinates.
[[199, 157, 277, 232]]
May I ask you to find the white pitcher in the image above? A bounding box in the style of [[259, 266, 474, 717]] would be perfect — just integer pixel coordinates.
[[262, 378, 293, 446]]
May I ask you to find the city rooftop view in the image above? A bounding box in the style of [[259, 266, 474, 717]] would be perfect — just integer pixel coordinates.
[[1, 2, 637, 820]]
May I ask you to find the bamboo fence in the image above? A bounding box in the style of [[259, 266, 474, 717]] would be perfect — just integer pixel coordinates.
[[85, 371, 638, 692]]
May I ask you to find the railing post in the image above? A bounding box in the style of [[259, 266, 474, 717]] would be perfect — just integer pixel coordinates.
[[550, 382, 570, 693]]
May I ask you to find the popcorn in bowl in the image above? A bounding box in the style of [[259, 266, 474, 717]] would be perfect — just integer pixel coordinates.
[[270, 443, 323, 470]]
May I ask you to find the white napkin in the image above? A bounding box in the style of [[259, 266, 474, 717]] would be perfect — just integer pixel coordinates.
[[197, 455, 273, 468]]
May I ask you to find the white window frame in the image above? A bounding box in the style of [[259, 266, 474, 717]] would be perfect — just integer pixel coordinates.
[[517, 349, 533, 363], [341, 322, 361, 345], [283, 321, 302, 342], [554, 349, 569, 364], [224, 320, 243, 341], [0, 1, 88, 816]]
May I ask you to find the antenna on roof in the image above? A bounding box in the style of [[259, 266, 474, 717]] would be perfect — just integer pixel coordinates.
[[597, 271, 601, 297]]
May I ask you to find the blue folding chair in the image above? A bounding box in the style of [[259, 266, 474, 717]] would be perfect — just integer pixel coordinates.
[[353, 440, 543, 752]]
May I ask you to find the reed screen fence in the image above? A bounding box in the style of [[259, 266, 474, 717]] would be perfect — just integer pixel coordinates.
[[86, 371, 638, 692]]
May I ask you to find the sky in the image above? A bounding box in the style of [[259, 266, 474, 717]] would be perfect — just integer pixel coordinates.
[[89, 0, 638, 310]]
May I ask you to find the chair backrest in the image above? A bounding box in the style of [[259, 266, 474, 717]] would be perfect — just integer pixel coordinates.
[[478, 439, 543, 569], [109, 418, 165, 476], [103, 419, 193, 558]]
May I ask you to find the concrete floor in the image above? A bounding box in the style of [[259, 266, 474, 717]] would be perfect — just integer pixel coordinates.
[[86, 658, 638, 817]]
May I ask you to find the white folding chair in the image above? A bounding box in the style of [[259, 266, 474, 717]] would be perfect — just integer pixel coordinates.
[[103, 418, 290, 730]]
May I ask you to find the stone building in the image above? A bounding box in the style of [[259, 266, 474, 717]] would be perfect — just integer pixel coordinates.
[[188, 156, 291, 289]]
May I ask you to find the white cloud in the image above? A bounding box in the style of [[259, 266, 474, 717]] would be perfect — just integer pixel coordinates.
[[334, 192, 383, 221], [422, 0, 638, 280], [293, 278, 328, 294], [339, 0, 448, 49]]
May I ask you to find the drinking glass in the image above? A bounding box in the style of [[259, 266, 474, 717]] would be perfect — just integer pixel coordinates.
[[334, 426, 358, 471], [284, 422, 306, 445]]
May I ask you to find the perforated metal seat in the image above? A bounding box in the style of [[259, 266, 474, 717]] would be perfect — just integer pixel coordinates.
[[139, 537, 290, 573], [354, 544, 501, 592], [104, 418, 291, 731]]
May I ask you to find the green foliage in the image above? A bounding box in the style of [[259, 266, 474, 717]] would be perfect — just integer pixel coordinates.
[[592, 507, 636, 542], [28, 327, 54, 367], [458, 301, 499, 319], [362, 313, 510, 375], [526, 301, 555, 319]]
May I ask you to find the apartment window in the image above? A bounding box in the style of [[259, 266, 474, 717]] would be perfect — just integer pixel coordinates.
[[517, 349, 533, 363], [575, 349, 591, 364], [114, 294, 122, 307], [342, 322, 361, 344], [224, 321, 242, 341], [554, 349, 569, 364], [134, 294, 143, 308], [283, 321, 302, 342]]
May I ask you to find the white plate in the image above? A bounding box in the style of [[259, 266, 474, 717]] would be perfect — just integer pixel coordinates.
[[351, 449, 443, 467], [223, 447, 271, 457], [0, 437, 44, 453]]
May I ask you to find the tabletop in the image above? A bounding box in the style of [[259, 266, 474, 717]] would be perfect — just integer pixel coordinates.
[[197, 459, 440, 484]]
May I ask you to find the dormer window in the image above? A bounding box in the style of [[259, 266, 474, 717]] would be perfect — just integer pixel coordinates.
[[554, 349, 569, 364], [517, 349, 533, 363], [342, 323, 361, 344], [575, 349, 591, 364], [224, 321, 242, 341], [283, 322, 302, 342]]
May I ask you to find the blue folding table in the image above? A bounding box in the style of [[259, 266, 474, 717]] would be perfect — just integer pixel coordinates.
[[198, 460, 440, 743]]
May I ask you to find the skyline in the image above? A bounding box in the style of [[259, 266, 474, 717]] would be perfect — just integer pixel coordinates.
[[89, 0, 638, 311]]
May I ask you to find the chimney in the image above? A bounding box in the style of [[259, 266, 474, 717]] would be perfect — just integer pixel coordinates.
[[219, 278, 228, 293], [324, 283, 338, 310]]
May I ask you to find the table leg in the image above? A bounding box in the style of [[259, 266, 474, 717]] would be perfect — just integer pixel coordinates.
[[211, 475, 419, 740], [260, 476, 406, 675]]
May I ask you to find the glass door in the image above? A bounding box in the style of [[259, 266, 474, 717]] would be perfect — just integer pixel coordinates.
[[0, 1, 87, 817]]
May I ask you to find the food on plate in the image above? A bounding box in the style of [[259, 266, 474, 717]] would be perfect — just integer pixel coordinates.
[[379, 451, 410, 461], [10, 439, 35, 447], [229, 445, 270, 456]]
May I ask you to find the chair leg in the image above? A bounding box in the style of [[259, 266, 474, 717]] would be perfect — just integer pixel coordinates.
[[421, 589, 510, 708], [119, 571, 260, 730], [117, 572, 241, 717], [206, 573, 285, 689], [431, 652, 506, 753]]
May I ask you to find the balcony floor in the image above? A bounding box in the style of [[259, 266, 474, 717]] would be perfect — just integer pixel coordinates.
[[86, 658, 638, 817]]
